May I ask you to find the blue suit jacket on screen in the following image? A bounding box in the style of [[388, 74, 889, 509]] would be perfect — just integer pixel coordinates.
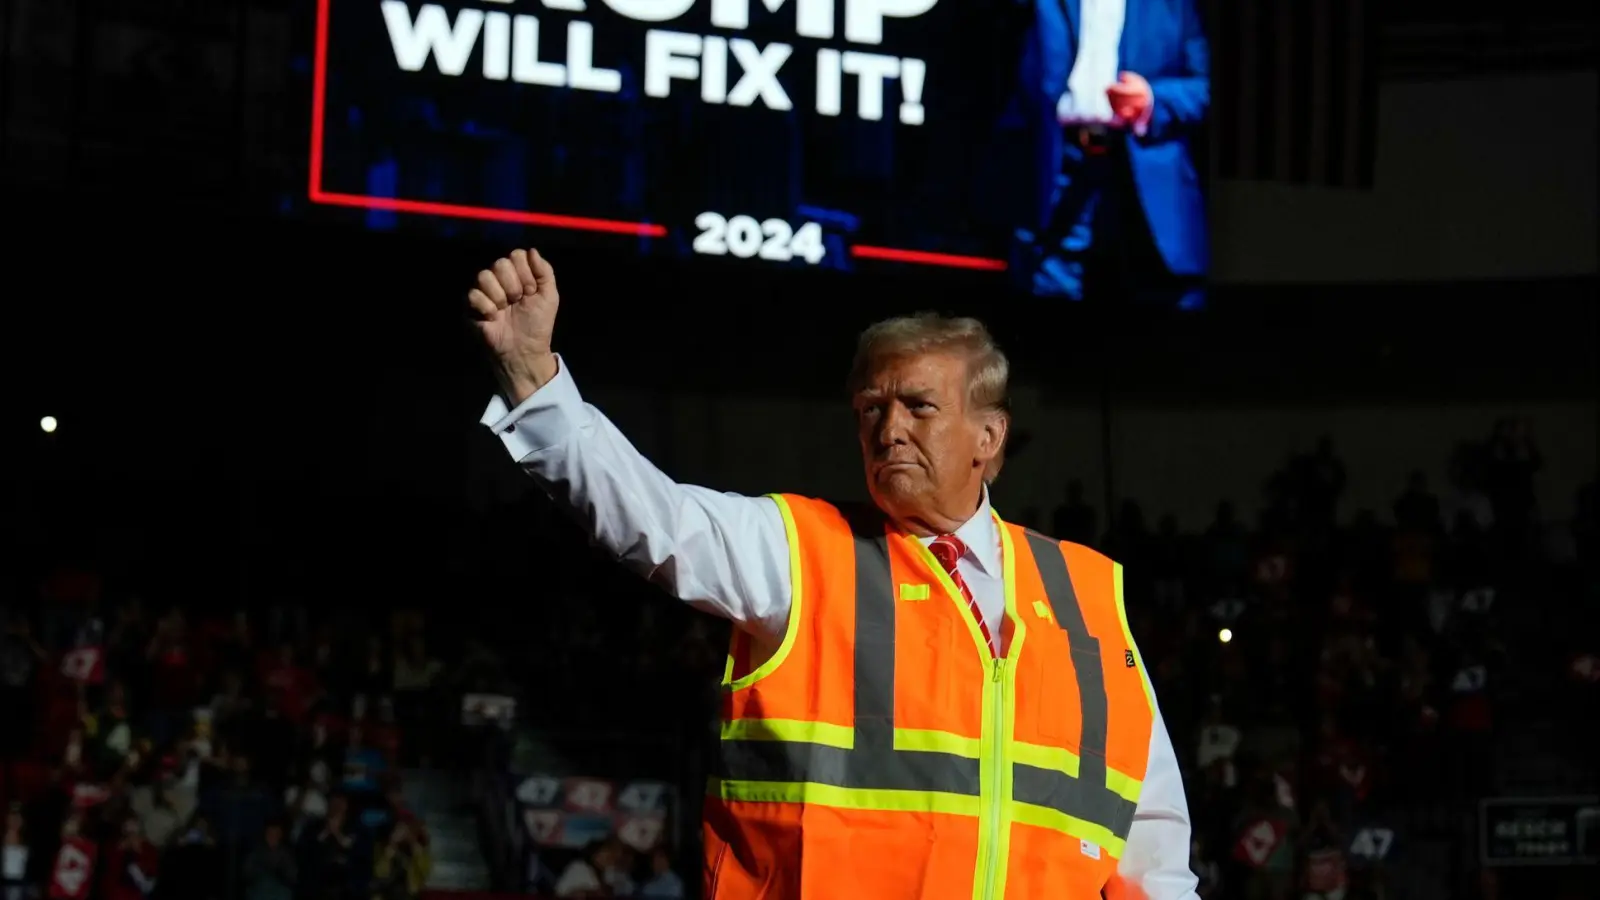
[[1016, 0, 1209, 275]]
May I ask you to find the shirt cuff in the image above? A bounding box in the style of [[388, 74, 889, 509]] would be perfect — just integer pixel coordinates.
[[479, 355, 585, 461]]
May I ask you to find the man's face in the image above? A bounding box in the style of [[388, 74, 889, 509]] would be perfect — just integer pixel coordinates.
[[855, 352, 997, 528]]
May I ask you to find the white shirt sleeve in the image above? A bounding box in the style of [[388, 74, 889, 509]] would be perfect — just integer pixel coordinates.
[[1118, 699, 1201, 900], [480, 357, 793, 640]]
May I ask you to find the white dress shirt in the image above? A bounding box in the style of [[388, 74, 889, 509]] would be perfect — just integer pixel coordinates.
[[1058, 0, 1126, 127], [481, 358, 1200, 900]]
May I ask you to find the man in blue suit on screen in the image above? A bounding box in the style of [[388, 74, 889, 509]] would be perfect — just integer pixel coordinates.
[[1012, 0, 1209, 305]]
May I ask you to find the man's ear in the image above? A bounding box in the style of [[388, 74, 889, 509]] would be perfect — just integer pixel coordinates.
[[978, 411, 1010, 484], [979, 410, 1010, 462]]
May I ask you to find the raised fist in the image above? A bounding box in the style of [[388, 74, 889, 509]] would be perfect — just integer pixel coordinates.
[[468, 248, 560, 404]]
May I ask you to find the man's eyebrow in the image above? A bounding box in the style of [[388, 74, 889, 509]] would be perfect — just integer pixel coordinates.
[[855, 385, 937, 403]]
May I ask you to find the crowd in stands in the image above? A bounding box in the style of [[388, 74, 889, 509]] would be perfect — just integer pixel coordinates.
[[528, 836, 683, 899], [0, 593, 457, 900], [7, 416, 1596, 900], [1037, 419, 1598, 900]]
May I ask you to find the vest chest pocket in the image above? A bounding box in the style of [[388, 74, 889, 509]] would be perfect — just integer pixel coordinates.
[[890, 614, 957, 730], [1030, 623, 1098, 750]]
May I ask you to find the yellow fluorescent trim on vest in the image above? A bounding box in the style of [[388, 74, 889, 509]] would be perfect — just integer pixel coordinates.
[[1031, 599, 1053, 622], [709, 781, 1129, 855], [1012, 742, 1081, 778], [899, 583, 931, 601], [720, 723, 988, 758], [720, 718, 855, 749], [1112, 562, 1157, 717], [711, 779, 983, 817], [1011, 802, 1128, 860], [894, 728, 981, 758], [724, 494, 807, 692], [1106, 768, 1142, 803]]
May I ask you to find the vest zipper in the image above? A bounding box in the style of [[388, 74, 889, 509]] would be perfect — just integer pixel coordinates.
[[983, 656, 1005, 900]]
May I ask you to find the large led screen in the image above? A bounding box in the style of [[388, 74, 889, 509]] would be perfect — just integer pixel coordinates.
[[310, 0, 1209, 300]]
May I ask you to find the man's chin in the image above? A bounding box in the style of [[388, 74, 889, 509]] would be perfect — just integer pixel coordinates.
[[873, 470, 918, 489], [868, 473, 923, 510]]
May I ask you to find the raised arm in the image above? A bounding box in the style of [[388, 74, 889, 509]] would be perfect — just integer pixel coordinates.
[[467, 250, 792, 640]]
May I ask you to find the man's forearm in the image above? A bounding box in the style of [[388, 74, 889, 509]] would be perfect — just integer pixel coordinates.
[[481, 358, 794, 639], [497, 351, 560, 407]]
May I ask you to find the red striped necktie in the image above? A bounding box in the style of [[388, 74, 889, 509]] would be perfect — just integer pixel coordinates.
[[928, 534, 995, 656]]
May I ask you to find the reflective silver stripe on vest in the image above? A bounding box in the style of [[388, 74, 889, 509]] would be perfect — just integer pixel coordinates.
[[719, 505, 981, 795], [1018, 532, 1139, 839]]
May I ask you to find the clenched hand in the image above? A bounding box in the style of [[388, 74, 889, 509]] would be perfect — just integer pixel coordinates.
[[468, 248, 561, 405]]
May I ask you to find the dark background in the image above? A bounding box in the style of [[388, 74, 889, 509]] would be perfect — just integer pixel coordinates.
[[1, 2, 1597, 900]]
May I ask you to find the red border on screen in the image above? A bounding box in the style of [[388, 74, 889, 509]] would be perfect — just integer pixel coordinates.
[[307, 0, 1007, 268]]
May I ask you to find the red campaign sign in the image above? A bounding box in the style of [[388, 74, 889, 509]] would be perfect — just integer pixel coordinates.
[[515, 775, 675, 851], [515, 776, 670, 814], [71, 783, 112, 809], [1233, 818, 1284, 869], [49, 837, 98, 900], [60, 647, 105, 685], [562, 778, 615, 814]]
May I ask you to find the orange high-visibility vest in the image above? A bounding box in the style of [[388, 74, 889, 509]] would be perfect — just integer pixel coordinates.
[[705, 495, 1157, 900]]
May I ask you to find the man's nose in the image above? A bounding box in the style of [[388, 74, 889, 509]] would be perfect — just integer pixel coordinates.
[[875, 405, 910, 446]]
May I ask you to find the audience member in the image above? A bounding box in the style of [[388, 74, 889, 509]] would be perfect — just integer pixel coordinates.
[[3, 419, 1592, 900]]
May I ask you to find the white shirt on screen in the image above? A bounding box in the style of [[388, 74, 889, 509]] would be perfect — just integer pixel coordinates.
[[1057, 0, 1126, 127], [480, 358, 1201, 900]]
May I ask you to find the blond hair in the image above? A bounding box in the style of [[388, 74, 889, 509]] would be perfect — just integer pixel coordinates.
[[848, 313, 1012, 482]]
